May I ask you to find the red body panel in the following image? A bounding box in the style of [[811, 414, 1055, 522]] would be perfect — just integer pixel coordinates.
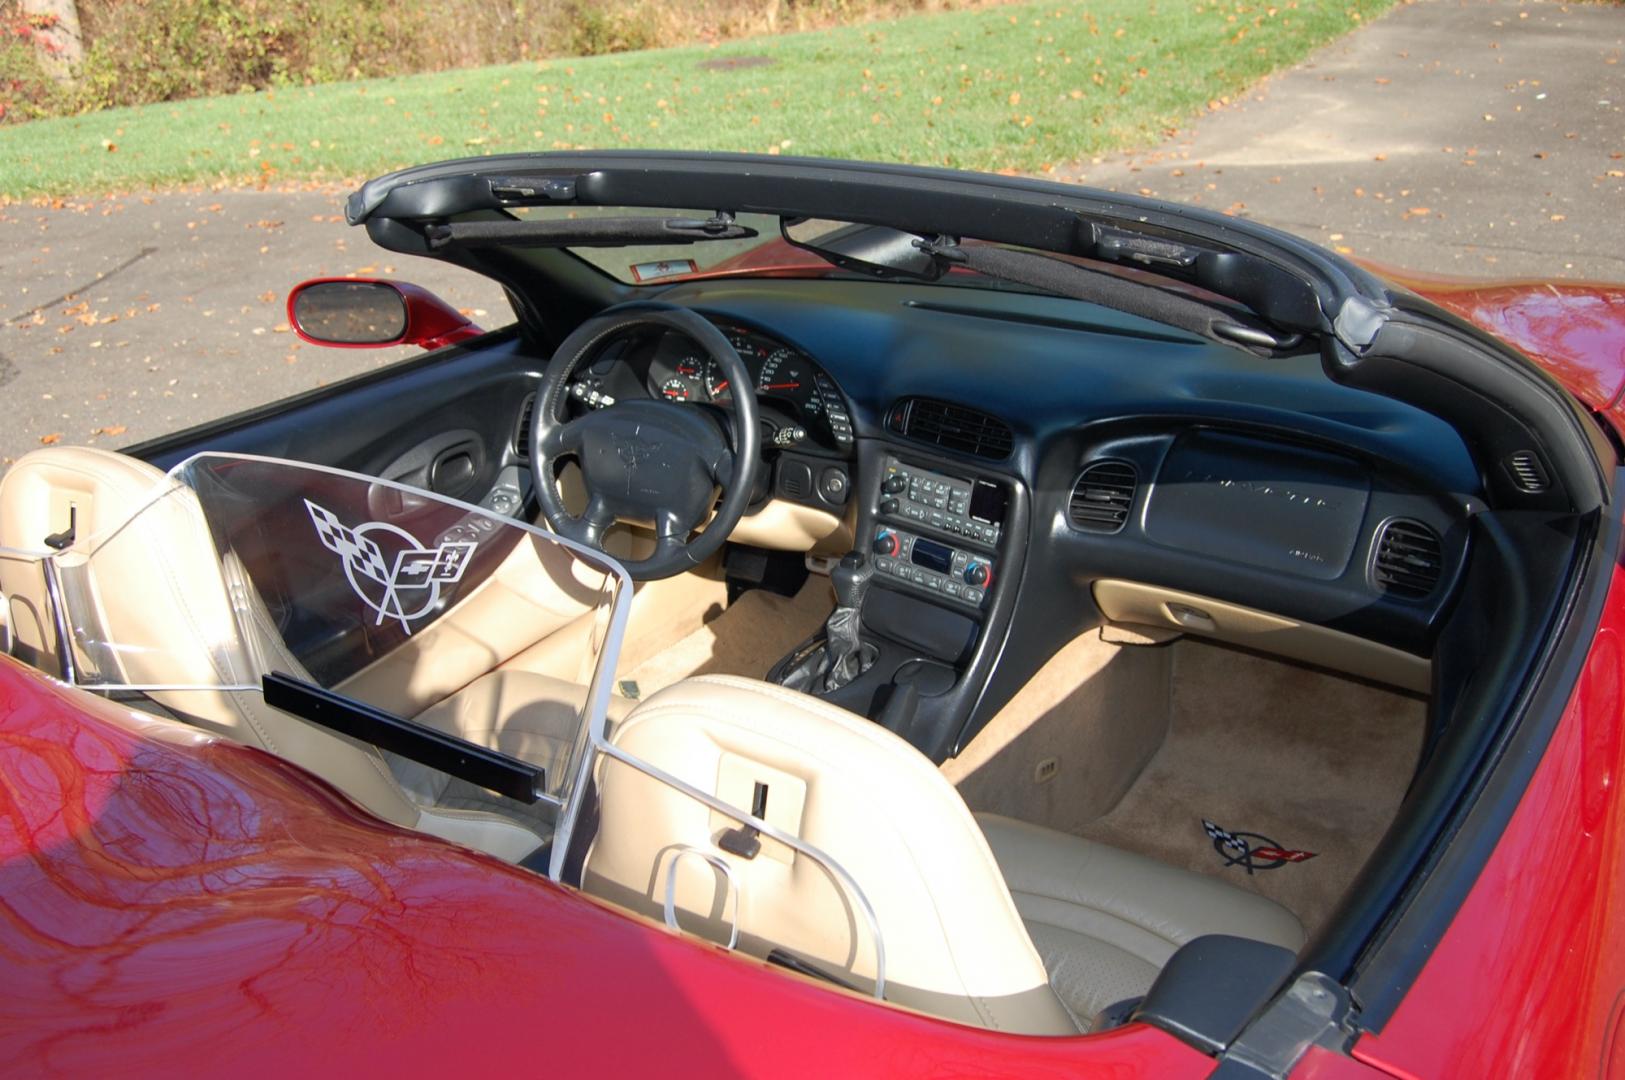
[[1375, 265, 1625, 413], [0, 658, 1209, 1077], [1349, 557, 1625, 1079]]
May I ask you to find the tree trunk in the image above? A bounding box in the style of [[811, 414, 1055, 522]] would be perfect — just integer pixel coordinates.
[[20, 0, 84, 83]]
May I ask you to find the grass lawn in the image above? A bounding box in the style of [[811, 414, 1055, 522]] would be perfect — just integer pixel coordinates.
[[0, 0, 1393, 199]]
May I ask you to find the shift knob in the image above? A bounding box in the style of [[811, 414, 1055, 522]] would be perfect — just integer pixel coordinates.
[[831, 551, 873, 610]]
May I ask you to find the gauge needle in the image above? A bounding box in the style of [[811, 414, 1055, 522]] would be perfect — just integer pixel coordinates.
[[713, 380, 729, 393], [761, 382, 801, 390]]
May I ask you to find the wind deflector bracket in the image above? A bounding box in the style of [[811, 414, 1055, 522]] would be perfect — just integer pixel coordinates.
[[262, 672, 545, 803]]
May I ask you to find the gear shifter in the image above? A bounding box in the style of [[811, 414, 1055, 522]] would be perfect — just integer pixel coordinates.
[[823, 550, 875, 691]]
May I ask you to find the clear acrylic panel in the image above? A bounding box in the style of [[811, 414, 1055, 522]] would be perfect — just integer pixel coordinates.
[[39, 453, 629, 810]]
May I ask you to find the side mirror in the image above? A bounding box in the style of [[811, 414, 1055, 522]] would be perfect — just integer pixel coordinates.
[[287, 278, 484, 351]]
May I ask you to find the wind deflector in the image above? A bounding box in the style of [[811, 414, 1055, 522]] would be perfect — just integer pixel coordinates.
[[15, 452, 631, 815]]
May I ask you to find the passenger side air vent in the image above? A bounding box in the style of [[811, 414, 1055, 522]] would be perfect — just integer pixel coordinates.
[[513, 393, 536, 457], [1372, 519, 1443, 600], [1068, 460, 1138, 534], [1505, 450, 1550, 494], [887, 398, 1013, 460]]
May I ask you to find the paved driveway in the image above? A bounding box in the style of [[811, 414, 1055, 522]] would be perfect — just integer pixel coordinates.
[[1, 0, 1621, 468], [1059, 0, 1625, 279]]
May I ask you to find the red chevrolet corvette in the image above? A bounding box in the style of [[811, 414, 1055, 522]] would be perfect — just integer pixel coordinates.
[[3, 153, 1624, 1077]]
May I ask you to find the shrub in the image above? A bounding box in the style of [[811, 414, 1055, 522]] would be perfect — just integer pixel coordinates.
[[1, 0, 1001, 120]]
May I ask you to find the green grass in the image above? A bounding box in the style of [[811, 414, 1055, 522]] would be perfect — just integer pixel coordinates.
[[0, 0, 1393, 199]]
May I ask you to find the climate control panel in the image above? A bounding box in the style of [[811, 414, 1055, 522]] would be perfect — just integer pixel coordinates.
[[871, 526, 993, 609]]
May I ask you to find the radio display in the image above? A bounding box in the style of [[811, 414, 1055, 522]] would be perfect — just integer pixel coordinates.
[[910, 538, 954, 574]]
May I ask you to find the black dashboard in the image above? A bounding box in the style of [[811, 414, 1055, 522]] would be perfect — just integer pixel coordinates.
[[635, 278, 1477, 658]]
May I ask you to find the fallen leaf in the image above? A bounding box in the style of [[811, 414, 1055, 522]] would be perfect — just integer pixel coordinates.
[[1550, 214, 1567, 222], [94, 425, 126, 436], [257, 290, 276, 303], [39, 433, 61, 445]]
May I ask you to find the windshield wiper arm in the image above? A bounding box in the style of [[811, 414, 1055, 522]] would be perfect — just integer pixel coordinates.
[[425, 214, 757, 251]]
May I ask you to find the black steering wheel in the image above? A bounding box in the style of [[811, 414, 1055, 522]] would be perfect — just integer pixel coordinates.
[[529, 302, 760, 580]]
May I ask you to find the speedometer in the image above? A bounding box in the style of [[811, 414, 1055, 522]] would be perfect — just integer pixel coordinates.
[[757, 349, 821, 415]]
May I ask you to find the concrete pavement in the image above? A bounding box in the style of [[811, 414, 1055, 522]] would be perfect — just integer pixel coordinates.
[[2, 0, 1621, 469]]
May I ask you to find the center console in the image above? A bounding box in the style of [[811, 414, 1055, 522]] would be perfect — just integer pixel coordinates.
[[769, 446, 1021, 762]]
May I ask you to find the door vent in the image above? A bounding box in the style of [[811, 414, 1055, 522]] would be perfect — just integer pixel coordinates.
[[1068, 460, 1138, 533], [1505, 450, 1550, 494], [513, 393, 536, 457], [1372, 519, 1443, 600], [887, 398, 1013, 460]]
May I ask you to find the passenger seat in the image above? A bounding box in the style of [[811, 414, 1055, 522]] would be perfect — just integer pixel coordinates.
[[584, 675, 1305, 1034], [976, 814, 1305, 1025]]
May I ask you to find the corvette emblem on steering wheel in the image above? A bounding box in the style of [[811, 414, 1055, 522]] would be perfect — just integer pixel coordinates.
[[305, 499, 476, 635], [613, 432, 660, 468]]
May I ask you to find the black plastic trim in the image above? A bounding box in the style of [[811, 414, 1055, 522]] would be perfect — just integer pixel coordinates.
[[262, 672, 544, 803], [1132, 935, 1300, 1056]]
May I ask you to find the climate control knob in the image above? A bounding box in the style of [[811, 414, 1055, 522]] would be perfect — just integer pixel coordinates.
[[882, 474, 907, 495], [964, 562, 990, 587], [878, 497, 900, 516], [872, 529, 900, 557]]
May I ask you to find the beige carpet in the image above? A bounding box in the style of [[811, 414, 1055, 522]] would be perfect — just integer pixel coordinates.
[[945, 630, 1174, 834], [620, 577, 833, 699], [947, 633, 1426, 935], [1074, 639, 1425, 933]]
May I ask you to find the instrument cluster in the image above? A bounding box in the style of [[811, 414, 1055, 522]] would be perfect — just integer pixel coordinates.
[[644, 323, 854, 451]]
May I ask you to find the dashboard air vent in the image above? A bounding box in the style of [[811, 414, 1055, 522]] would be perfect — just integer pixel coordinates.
[[888, 398, 1013, 460], [1372, 519, 1443, 600], [1068, 460, 1138, 533], [513, 394, 536, 457], [1505, 450, 1550, 494]]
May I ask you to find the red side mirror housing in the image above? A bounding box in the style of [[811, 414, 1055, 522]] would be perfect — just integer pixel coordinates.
[[287, 278, 484, 351]]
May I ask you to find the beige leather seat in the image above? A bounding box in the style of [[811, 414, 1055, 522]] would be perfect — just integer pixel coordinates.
[[584, 675, 1305, 1034], [0, 447, 598, 863], [977, 814, 1306, 1023]]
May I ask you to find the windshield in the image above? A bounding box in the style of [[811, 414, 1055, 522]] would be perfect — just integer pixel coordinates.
[[510, 205, 786, 283]]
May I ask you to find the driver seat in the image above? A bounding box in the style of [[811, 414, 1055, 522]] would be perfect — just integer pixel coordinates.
[[0, 446, 588, 863]]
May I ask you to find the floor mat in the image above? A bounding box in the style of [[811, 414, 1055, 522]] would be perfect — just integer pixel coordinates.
[[1074, 639, 1425, 934], [620, 577, 833, 699]]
